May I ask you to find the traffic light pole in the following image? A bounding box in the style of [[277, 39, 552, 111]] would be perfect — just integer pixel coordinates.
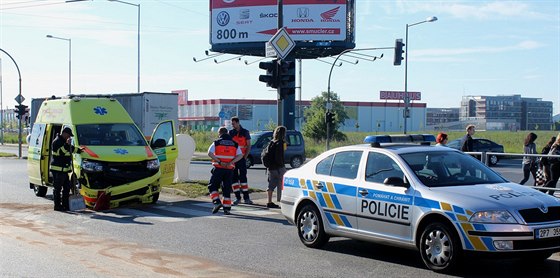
[[0, 48, 23, 158]]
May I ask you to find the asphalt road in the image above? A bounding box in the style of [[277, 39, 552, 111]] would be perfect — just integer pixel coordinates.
[[1, 157, 559, 277]]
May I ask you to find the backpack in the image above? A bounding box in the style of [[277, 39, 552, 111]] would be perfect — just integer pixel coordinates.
[[261, 141, 275, 168]]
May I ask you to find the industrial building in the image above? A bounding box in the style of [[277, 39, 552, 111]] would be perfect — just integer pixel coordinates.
[[179, 99, 427, 132]]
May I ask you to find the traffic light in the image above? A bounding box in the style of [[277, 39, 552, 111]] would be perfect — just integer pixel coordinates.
[[325, 111, 335, 125], [278, 60, 295, 88], [393, 39, 405, 66], [14, 105, 20, 119], [258, 59, 279, 88]]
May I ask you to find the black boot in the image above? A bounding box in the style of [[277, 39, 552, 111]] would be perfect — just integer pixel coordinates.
[[212, 200, 223, 214]]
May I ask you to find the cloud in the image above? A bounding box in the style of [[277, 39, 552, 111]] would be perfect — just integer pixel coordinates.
[[415, 40, 545, 57], [393, 0, 553, 21]]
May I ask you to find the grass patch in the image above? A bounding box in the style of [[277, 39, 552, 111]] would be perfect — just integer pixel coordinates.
[[164, 180, 264, 198], [0, 152, 16, 157]]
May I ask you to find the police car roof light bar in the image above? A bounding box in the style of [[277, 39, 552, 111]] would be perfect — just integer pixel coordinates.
[[364, 134, 436, 147]]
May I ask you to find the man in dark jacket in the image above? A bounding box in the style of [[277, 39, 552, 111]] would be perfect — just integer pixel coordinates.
[[460, 124, 475, 152], [265, 126, 287, 209], [50, 127, 80, 211]]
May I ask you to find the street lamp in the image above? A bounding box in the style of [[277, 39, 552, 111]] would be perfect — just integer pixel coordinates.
[[66, 0, 140, 93], [46, 35, 71, 95], [403, 16, 437, 134], [109, 0, 140, 93]]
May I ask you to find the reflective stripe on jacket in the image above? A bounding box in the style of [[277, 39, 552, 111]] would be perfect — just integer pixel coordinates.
[[51, 135, 73, 172], [212, 138, 238, 169]]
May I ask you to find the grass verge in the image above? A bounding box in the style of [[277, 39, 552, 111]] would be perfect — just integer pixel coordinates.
[[164, 180, 264, 198], [0, 152, 16, 157]]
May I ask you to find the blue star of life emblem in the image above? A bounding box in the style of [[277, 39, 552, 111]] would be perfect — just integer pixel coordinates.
[[114, 148, 128, 155], [94, 106, 108, 115]]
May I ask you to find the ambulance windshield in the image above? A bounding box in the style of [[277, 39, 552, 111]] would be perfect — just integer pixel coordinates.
[[76, 124, 147, 146]]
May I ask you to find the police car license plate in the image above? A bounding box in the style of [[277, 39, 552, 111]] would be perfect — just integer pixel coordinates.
[[535, 226, 560, 239]]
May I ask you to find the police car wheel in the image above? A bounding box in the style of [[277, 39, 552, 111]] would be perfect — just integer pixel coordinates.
[[296, 204, 329, 248], [419, 222, 460, 272], [34, 184, 47, 197]]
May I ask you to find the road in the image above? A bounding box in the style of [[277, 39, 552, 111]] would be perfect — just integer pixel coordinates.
[[1, 157, 559, 277]]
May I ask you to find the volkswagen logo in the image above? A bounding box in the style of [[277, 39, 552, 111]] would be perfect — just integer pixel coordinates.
[[216, 11, 230, 26], [539, 204, 548, 213]]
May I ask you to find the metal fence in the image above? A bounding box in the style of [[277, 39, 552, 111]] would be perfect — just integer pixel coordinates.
[[468, 151, 560, 197]]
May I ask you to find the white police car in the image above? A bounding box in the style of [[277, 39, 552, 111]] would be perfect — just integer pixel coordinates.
[[280, 135, 560, 273]]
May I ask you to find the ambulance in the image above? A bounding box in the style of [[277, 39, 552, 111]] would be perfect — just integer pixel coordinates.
[[27, 96, 178, 209]]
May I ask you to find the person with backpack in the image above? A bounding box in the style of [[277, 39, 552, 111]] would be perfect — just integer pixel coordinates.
[[519, 132, 537, 185], [543, 133, 560, 195], [540, 136, 556, 183], [263, 126, 287, 209]]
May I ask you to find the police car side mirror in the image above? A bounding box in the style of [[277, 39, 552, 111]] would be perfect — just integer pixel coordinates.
[[383, 177, 409, 188]]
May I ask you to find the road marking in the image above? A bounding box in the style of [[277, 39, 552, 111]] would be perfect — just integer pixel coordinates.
[[192, 202, 279, 216]]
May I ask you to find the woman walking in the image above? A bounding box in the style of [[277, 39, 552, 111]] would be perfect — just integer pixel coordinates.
[[543, 133, 560, 195], [519, 132, 538, 185], [539, 136, 556, 184]]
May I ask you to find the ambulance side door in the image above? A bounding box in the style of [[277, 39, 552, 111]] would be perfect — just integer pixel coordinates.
[[27, 123, 47, 185], [150, 120, 178, 185], [357, 151, 414, 241]]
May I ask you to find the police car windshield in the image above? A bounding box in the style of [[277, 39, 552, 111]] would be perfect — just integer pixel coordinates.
[[76, 124, 147, 146], [400, 151, 506, 187]]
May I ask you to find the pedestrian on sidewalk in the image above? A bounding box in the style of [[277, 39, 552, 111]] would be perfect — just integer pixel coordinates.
[[264, 126, 287, 209], [519, 132, 538, 186], [207, 127, 243, 215], [543, 133, 560, 195], [229, 117, 253, 205]]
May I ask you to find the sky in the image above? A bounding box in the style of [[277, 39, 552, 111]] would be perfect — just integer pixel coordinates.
[[1, 0, 559, 114]]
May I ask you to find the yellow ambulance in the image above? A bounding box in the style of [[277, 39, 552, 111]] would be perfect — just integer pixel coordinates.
[[27, 96, 178, 209]]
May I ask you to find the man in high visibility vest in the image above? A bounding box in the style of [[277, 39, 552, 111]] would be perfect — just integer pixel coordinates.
[[50, 127, 81, 211], [208, 127, 243, 215], [229, 117, 253, 205]]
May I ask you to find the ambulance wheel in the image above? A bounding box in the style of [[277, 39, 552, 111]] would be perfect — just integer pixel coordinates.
[[419, 222, 461, 273], [297, 204, 329, 248], [151, 193, 160, 204], [34, 184, 47, 197]]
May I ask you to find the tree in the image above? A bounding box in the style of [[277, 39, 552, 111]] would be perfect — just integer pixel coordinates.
[[302, 91, 348, 142]]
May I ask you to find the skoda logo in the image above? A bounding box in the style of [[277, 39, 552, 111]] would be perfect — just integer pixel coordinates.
[[539, 204, 548, 213], [217, 11, 230, 26], [223, 0, 235, 3]]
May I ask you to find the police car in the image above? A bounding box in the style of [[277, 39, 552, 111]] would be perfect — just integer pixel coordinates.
[[280, 135, 560, 273]]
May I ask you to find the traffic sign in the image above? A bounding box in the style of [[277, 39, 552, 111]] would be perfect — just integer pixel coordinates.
[[14, 94, 25, 104], [265, 42, 276, 58], [218, 111, 225, 118], [269, 27, 295, 60]]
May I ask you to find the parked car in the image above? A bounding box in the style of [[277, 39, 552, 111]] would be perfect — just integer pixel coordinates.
[[246, 130, 305, 169], [447, 138, 504, 166]]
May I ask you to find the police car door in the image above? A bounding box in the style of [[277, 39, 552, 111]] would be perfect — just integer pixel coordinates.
[[313, 151, 363, 232], [357, 151, 413, 240]]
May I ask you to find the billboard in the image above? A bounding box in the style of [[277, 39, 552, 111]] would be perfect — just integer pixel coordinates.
[[209, 0, 355, 58]]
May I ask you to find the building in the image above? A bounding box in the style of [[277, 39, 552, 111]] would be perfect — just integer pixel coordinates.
[[179, 99, 427, 133], [460, 95, 553, 131], [426, 108, 460, 130]]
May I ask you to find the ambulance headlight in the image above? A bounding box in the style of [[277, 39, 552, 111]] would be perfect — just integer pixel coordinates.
[[147, 159, 160, 170], [82, 160, 104, 172], [469, 210, 517, 224]]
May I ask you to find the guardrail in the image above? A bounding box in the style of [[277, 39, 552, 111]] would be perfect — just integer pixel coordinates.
[[466, 151, 560, 196]]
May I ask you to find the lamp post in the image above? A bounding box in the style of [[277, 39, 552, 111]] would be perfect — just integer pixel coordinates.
[[66, 0, 140, 93], [46, 35, 71, 95], [326, 47, 390, 150], [109, 0, 140, 93], [404, 16, 437, 134]]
